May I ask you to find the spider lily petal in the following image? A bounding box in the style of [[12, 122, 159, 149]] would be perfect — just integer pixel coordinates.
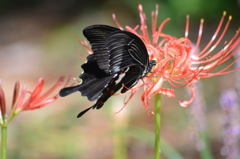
[[12, 81, 20, 109], [0, 80, 7, 118]]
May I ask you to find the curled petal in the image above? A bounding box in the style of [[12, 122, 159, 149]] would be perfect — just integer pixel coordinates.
[[158, 88, 175, 97], [179, 83, 195, 107], [141, 92, 150, 111]]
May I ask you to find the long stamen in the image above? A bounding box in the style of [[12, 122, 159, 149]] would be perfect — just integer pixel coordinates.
[[151, 4, 159, 44], [198, 12, 227, 57], [193, 30, 239, 77], [138, 4, 150, 44], [199, 13, 231, 59], [185, 15, 190, 39], [112, 14, 123, 30], [156, 19, 171, 48], [192, 18, 204, 55]]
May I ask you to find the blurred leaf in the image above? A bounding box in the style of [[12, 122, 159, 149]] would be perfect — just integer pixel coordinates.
[[127, 126, 184, 159]]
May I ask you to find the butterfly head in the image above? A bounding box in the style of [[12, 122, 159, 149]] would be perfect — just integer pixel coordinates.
[[149, 60, 156, 68], [140, 60, 156, 77], [147, 60, 156, 74]]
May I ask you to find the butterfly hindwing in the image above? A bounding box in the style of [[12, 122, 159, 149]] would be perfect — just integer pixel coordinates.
[[77, 70, 125, 117], [119, 66, 143, 93], [78, 54, 115, 101], [59, 54, 115, 101]]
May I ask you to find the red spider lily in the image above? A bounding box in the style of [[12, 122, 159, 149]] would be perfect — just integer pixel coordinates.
[[79, 4, 240, 113], [0, 77, 70, 121], [15, 77, 69, 113]]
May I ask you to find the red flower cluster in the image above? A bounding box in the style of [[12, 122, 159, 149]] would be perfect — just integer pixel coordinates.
[[80, 4, 239, 112]]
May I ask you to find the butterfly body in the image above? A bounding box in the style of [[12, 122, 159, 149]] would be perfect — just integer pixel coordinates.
[[59, 25, 155, 117]]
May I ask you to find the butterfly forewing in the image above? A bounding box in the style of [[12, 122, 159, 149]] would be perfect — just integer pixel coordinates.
[[106, 31, 150, 74], [83, 25, 119, 71]]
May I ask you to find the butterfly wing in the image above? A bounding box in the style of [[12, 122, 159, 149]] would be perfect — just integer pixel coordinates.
[[77, 70, 125, 117], [61, 25, 153, 117], [119, 66, 143, 93], [77, 66, 144, 117], [83, 25, 119, 71], [83, 25, 149, 74], [105, 30, 150, 93], [78, 54, 118, 101], [78, 31, 151, 117], [106, 30, 149, 75], [59, 54, 115, 101], [61, 25, 120, 101]]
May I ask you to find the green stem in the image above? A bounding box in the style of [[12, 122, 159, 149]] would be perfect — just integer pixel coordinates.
[[154, 93, 161, 159], [1, 126, 7, 159], [199, 130, 213, 159], [113, 128, 127, 159]]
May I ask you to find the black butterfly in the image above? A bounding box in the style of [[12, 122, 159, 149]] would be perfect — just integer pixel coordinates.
[[59, 25, 156, 117]]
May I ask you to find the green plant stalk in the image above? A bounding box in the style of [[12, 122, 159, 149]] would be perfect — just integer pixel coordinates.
[[113, 128, 127, 159], [1, 126, 7, 159], [127, 126, 184, 159], [154, 93, 161, 159], [199, 130, 213, 159]]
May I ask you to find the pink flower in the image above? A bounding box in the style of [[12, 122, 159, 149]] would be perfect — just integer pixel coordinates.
[[80, 4, 239, 113], [0, 77, 69, 120], [15, 77, 67, 113]]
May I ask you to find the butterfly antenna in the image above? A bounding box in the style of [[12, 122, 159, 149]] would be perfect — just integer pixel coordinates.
[[77, 106, 94, 118]]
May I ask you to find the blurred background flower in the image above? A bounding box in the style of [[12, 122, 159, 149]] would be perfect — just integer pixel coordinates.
[[0, 0, 239, 158], [219, 89, 240, 159]]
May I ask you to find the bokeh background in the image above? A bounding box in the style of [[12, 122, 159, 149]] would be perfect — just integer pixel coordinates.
[[0, 0, 239, 158]]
